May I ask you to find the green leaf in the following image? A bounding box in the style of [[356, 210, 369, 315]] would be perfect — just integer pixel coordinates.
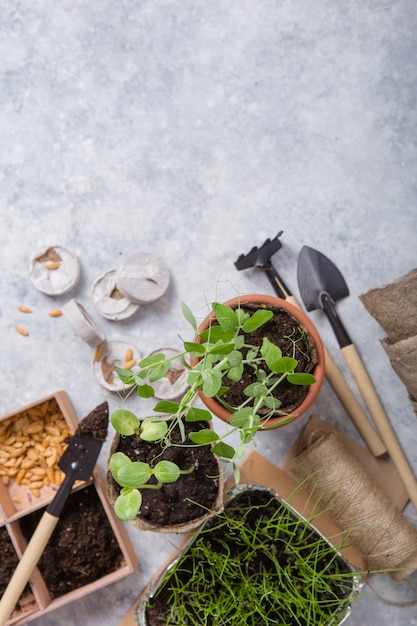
[[186, 407, 212, 422], [270, 356, 298, 374], [138, 353, 166, 368], [207, 342, 235, 355], [202, 369, 222, 397], [118, 461, 153, 487], [111, 409, 140, 436], [261, 337, 282, 369], [199, 326, 235, 344], [140, 419, 168, 441], [136, 383, 155, 398], [189, 429, 220, 444], [113, 365, 135, 384], [211, 441, 235, 459], [181, 301, 197, 330], [153, 460, 181, 483], [148, 361, 171, 382], [114, 489, 142, 521], [287, 372, 316, 385], [153, 400, 180, 414], [212, 302, 239, 332], [263, 396, 282, 409], [227, 350, 243, 368], [242, 309, 273, 332], [183, 341, 206, 354], [227, 364, 244, 382], [229, 408, 254, 428], [244, 382, 267, 398], [109, 452, 131, 480]]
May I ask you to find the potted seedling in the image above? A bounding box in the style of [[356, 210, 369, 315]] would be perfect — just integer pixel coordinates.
[[107, 294, 325, 531], [135, 485, 362, 626]]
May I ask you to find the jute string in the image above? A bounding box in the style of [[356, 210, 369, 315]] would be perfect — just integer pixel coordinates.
[[289, 429, 417, 581]]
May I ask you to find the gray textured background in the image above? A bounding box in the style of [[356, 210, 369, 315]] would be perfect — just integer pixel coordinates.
[[1, 1, 416, 624]]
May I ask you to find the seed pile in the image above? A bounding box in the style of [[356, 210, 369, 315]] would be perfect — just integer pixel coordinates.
[[0, 398, 72, 499]]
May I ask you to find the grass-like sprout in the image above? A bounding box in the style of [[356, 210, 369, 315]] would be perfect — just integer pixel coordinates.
[[141, 487, 361, 626]]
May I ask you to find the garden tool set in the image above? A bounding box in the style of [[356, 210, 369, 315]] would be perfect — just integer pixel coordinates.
[[235, 233, 417, 511]]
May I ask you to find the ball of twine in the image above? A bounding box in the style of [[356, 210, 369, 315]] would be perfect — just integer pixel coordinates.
[[290, 430, 417, 580]]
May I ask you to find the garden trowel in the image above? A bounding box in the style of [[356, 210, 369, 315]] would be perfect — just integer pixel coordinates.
[[0, 402, 109, 626], [297, 245, 417, 511], [235, 234, 386, 457]]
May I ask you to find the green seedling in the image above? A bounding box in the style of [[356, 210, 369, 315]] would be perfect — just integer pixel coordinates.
[[142, 488, 361, 625], [109, 300, 317, 521]]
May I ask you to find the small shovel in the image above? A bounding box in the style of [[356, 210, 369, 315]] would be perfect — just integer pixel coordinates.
[[0, 402, 108, 626], [297, 246, 417, 511]]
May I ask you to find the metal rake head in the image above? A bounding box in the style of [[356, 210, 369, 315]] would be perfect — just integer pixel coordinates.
[[234, 231, 284, 270]]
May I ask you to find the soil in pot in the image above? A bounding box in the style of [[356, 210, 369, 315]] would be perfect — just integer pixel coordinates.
[[218, 303, 319, 415], [112, 421, 221, 527], [144, 488, 356, 626], [19, 485, 124, 598], [0, 526, 33, 613]]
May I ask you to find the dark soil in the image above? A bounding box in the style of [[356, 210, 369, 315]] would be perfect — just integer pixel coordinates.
[[0, 526, 32, 610], [19, 485, 124, 599], [113, 421, 221, 526], [219, 303, 319, 414], [74, 401, 109, 442], [145, 488, 354, 626]]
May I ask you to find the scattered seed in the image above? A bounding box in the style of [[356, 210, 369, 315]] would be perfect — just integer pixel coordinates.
[[122, 359, 136, 370], [49, 309, 63, 317], [18, 306, 33, 313], [45, 261, 61, 270], [15, 326, 29, 337], [94, 344, 104, 362], [125, 348, 133, 362]]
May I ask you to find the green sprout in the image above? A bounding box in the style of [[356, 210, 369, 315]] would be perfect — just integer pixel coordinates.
[[140, 488, 361, 625], [109, 300, 317, 521]]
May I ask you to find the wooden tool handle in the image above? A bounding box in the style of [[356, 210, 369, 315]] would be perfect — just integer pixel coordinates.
[[0, 511, 59, 626], [342, 343, 417, 511], [285, 295, 386, 456], [323, 346, 386, 456]]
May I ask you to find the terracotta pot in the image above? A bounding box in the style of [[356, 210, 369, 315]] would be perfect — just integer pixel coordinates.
[[194, 294, 325, 429]]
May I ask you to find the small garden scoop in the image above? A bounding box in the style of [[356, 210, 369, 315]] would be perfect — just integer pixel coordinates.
[[235, 234, 386, 457], [297, 245, 417, 511], [0, 402, 109, 626]]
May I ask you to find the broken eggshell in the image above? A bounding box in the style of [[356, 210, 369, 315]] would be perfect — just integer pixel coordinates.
[[29, 245, 81, 296], [93, 340, 141, 392], [92, 269, 141, 321], [115, 251, 170, 304]]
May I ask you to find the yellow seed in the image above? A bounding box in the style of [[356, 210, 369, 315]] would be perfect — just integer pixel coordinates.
[[0, 450, 9, 459], [26, 448, 39, 462], [23, 422, 44, 435], [16, 468, 26, 484], [21, 459, 34, 470], [93, 344, 104, 362], [125, 348, 133, 362], [18, 305, 33, 313], [45, 425, 61, 437], [45, 261, 61, 270], [30, 487, 41, 498], [15, 325, 29, 337], [31, 467, 46, 477], [29, 480, 44, 489], [49, 309, 62, 317], [2, 475, 9, 486], [122, 359, 136, 370], [13, 497, 21, 504], [46, 467, 55, 483]]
